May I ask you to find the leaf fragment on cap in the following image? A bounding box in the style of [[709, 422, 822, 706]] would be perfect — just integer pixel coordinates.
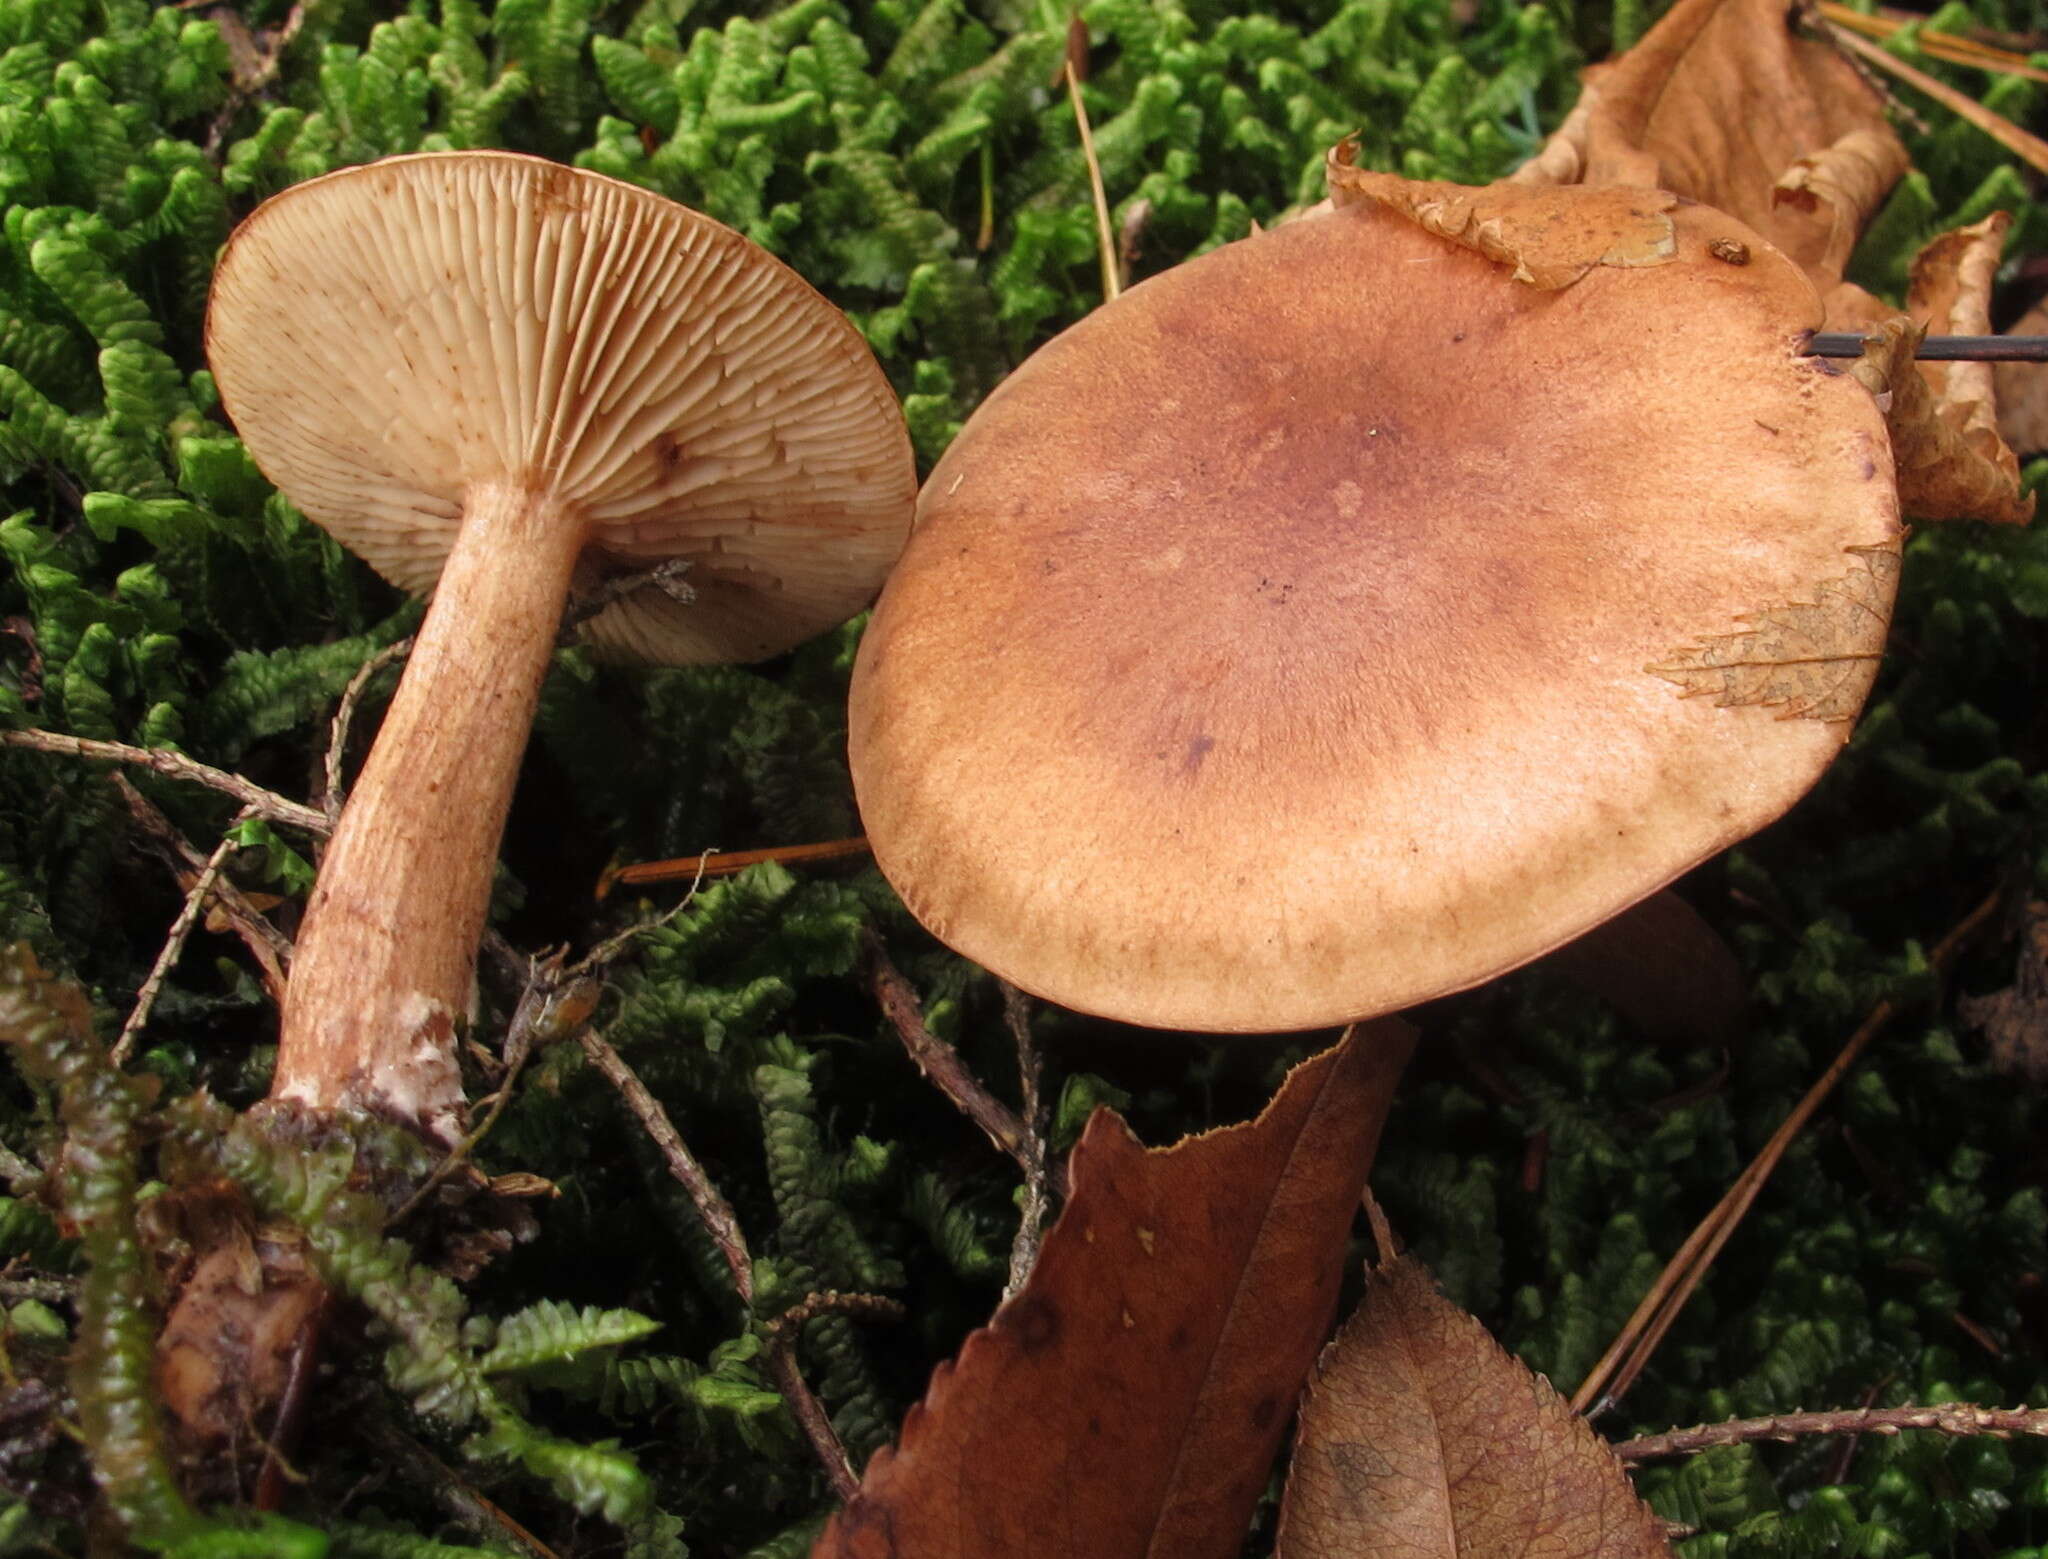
[[1326, 142, 1676, 289], [1647, 546, 1900, 722], [1845, 216, 2034, 526]]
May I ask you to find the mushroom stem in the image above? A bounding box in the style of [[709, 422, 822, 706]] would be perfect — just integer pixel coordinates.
[[274, 481, 587, 1145]]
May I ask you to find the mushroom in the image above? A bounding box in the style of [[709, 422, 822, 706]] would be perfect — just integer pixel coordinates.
[[847, 183, 1899, 1032], [208, 151, 915, 1141]]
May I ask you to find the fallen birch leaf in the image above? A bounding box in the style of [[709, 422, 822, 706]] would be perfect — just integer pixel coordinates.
[[1646, 546, 1900, 723], [1275, 1246, 1672, 1559], [813, 1020, 1415, 1559], [1512, 0, 1904, 298], [1327, 145, 1675, 289]]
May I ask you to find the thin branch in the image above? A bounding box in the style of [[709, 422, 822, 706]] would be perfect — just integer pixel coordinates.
[[113, 807, 254, 1066], [114, 776, 293, 1001], [761, 1293, 903, 1503], [1000, 982, 1055, 1298], [0, 1275, 74, 1306], [391, 947, 607, 1226], [865, 933, 1034, 1174], [575, 1023, 868, 1500], [323, 636, 413, 824], [1573, 888, 2003, 1416], [597, 835, 872, 899], [4, 727, 328, 835], [358, 1413, 560, 1559], [1616, 1403, 2048, 1464], [577, 1026, 752, 1304]]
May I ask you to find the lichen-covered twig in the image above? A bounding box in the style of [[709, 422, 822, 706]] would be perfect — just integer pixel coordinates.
[[1616, 1403, 2048, 1463], [2, 728, 327, 835], [323, 636, 413, 824], [1000, 982, 1055, 1297], [113, 807, 254, 1066], [1574, 886, 2004, 1416]]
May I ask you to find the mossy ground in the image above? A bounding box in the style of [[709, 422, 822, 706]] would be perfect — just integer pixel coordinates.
[[2, 0, 2048, 1553]]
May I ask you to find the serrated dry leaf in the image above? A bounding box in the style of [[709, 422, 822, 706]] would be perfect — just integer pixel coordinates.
[[813, 1021, 1415, 1559], [1511, 0, 1904, 298], [1850, 313, 2033, 526], [1275, 1250, 1672, 1559], [1647, 546, 1900, 722], [1327, 144, 1676, 289]]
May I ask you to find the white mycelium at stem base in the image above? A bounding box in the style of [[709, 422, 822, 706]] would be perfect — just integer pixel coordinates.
[[206, 152, 915, 1143], [276, 483, 586, 1145]]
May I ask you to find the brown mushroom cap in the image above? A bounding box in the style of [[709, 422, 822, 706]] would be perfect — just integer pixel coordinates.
[[848, 195, 1900, 1032], [208, 151, 913, 662]]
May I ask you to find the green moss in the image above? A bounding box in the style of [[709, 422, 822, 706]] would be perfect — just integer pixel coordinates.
[[1, 0, 2046, 1550]]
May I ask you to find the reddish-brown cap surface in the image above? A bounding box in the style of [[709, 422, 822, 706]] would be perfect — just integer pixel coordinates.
[[207, 151, 914, 663], [848, 193, 1900, 1032]]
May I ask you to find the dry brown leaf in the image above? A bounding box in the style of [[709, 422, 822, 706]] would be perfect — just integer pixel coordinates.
[[1276, 1246, 1672, 1559], [1543, 889, 1747, 1049], [1327, 143, 1676, 288], [1512, 0, 1905, 296], [1962, 900, 2048, 1084], [813, 1021, 1416, 1559], [1995, 296, 2048, 456], [1851, 313, 2034, 525], [1646, 546, 1900, 722]]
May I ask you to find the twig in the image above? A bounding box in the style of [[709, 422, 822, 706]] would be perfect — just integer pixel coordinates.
[[0, 1275, 74, 1306], [113, 776, 293, 1001], [202, 1, 304, 159], [3, 728, 327, 835], [1000, 982, 1055, 1298], [576, 1023, 868, 1498], [761, 1293, 904, 1503], [1616, 1403, 2048, 1463], [1573, 888, 2003, 1416], [358, 1413, 560, 1559], [597, 835, 872, 899], [865, 933, 1034, 1174], [389, 952, 592, 1227], [113, 807, 254, 1066], [324, 637, 413, 824], [577, 1026, 752, 1303], [0, 1142, 44, 1196]]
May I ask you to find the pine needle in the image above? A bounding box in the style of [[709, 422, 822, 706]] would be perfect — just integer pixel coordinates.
[[1825, 19, 2048, 176], [1819, 1, 2048, 84], [1063, 14, 1120, 305], [1571, 887, 2003, 1417]]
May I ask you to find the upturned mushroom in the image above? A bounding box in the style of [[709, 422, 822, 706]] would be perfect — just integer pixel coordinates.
[[208, 151, 915, 1141], [847, 177, 1907, 1032]]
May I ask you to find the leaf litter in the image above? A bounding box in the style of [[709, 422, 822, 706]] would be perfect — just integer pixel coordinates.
[[812, 1020, 1414, 1559], [1276, 1210, 1672, 1559]]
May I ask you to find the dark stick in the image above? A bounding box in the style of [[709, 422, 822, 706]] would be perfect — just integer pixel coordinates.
[[1808, 332, 2048, 362]]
